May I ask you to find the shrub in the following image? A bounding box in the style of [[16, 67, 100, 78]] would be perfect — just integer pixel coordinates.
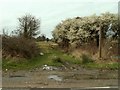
[[2, 36, 40, 59], [51, 56, 63, 63], [81, 54, 94, 64]]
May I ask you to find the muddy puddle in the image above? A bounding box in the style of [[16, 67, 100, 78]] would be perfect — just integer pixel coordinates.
[[48, 75, 63, 81]]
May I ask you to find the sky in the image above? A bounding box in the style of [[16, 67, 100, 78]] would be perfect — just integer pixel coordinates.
[[0, 0, 119, 38]]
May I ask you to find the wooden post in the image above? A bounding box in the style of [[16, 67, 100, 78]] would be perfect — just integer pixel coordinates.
[[99, 26, 102, 58]]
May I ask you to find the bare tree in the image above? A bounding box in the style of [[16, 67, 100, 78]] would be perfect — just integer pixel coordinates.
[[18, 14, 40, 38]]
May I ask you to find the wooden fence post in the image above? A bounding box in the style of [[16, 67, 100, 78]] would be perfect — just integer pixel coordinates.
[[99, 25, 102, 58]]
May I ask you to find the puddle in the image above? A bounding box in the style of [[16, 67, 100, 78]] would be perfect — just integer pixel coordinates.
[[48, 75, 62, 81], [9, 75, 26, 78], [7, 75, 29, 81]]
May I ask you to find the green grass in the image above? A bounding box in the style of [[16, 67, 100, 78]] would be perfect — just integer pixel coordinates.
[[2, 41, 119, 70], [2, 41, 81, 70], [82, 62, 119, 70]]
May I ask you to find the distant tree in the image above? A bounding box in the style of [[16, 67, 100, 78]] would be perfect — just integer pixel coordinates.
[[46, 38, 49, 42], [2, 28, 9, 36], [17, 14, 40, 39], [41, 34, 46, 41], [36, 34, 47, 41]]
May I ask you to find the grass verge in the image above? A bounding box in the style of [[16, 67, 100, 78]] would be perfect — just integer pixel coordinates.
[[2, 41, 119, 70]]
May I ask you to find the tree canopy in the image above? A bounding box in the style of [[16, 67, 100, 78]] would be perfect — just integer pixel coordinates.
[[17, 14, 40, 38], [52, 12, 118, 47]]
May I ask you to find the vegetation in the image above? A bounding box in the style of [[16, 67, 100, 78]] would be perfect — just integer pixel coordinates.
[[2, 36, 40, 59], [2, 14, 41, 59], [52, 12, 118, 48], [82, 62, 119, 70], [2, 41, 119, 70], [81, 54, 94, 64], [36, 34, 49, 42], [52, 12, 118, 61], [2, 41, 79, 70], [16, 14, 40, 39], [2, 12, 119, 71]]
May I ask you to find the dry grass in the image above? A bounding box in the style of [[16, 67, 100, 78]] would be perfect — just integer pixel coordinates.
[[71, 40, 118, 63], [2, 36, 40, 59]]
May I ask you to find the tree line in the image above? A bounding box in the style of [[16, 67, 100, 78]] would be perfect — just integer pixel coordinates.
[[2, 12, 118, 59]]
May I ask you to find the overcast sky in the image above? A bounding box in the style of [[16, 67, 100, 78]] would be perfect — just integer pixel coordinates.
[[0, 0, 118, 38]]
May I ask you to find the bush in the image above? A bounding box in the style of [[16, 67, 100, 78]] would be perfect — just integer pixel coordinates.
[[51, 56, 63, 63], [2, 36, 40, 59], [81, 54, 94, 64]]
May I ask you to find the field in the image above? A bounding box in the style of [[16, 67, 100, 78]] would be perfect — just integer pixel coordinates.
[[2, 41, 119, 88], [2, 41, 119, 70]]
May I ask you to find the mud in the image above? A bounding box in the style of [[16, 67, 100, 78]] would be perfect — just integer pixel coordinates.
[[2, 67, 118, 88]]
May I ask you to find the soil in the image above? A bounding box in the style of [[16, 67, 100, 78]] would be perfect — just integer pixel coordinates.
[[2, 66, 118, 88]]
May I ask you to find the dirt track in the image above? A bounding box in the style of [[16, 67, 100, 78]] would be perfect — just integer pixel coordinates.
[[2, 67, 118, 88]]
